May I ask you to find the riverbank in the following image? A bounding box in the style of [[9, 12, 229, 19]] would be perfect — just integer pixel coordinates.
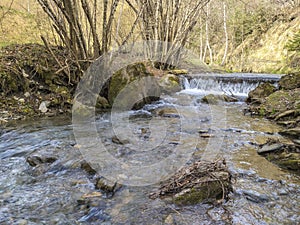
[[246, 72, 300, 173], [0, 43, 190, 123]]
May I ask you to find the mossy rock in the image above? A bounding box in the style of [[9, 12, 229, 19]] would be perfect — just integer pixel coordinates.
[[174, 172, 230, 205], [168, 69, 188, 75], [246, 82, 276, 104], [149, 159, 231, 205], [108, 62, 161, 109], [202, 94, 237, 104], [158, 74, 181, 93], [279, 72, 300, 90], [263, 89, 300, 115]]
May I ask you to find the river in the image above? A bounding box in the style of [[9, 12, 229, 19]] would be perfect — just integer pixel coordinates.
[[0, 73, 299, 224]]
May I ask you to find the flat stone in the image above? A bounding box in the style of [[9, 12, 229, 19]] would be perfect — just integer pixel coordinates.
[[279, 127, 300, 138], [257, 143, 284, 154], [243, 190, 270, 203], [274, 110, 295, 121], [292, 139, 300, 146]]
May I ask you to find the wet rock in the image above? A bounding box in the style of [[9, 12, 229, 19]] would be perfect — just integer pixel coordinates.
[[149, 159, 231, 205], [279, 127, 300, 139], [95, 177, 122, 194], [158, 74, 181, 93], [81, 160, 97, 175], [112, 135, 129, 145], [155, 107, 179, 118], [108, 62, 161, 109], [257, 143, 284, 154], [16, 219, 28, 225], [243, 190, 270, 203], [258, 142, 300, 172], [200, 133, 215, 138], [201, 94, 220, 104], [26, 155, 57, 167], [202, 94, 237, 104], [246, 82, 276, 104], [279, 72, 300, 90], [164, 214, 176, 225]]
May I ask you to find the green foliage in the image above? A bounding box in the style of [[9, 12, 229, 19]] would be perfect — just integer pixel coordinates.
[[286, 30, 300, 52]]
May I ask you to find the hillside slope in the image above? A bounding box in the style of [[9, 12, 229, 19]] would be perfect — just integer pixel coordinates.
[[226, 10, 300, 73]]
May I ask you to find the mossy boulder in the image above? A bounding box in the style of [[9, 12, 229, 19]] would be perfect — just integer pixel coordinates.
[[158, 74, 181, 93], [246, 82, 276, 104], [108, 62, 161, 110], [168, 69, 188, 75], [149, 159, 231, 205], [263, 89, 300, 116], [279, 72, 300, 90], [202, 94, 238, 104]]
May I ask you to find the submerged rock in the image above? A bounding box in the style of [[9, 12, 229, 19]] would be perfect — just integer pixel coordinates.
[[202, 94, 238, 104], [95, 177, 122, 195], [26, 155, 57, 167], [257, 141, 300, 172], [149, 159, 231, 205]]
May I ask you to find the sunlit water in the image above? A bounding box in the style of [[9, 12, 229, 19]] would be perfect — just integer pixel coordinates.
[[0, 73, 299, 224]]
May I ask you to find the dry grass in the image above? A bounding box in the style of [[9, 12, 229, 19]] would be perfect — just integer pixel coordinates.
[[0, 0, 52, 47]]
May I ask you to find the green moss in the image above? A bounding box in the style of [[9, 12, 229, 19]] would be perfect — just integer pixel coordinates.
[[174, 181, 225, 205]]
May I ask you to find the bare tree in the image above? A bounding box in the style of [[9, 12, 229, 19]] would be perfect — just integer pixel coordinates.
[[125, 0, 211, 67], [221, 1, 228, 66]]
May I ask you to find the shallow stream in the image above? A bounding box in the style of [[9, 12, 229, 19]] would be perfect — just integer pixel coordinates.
[[0, 73, 299, 224]]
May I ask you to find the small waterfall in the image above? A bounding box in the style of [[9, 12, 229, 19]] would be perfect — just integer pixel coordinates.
[[180, 73, 281, 97]]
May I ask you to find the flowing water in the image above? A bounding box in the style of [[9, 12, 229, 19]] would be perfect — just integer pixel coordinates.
[[0, 73, 299, 224]]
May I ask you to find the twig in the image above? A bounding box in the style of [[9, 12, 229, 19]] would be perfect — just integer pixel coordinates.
[[41, 35, 71, 82]]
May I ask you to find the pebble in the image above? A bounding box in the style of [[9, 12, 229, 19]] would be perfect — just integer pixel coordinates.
[[164, 214, 175, 225], [18, 98, 25, 103], [24, 92, 30, 97], [38, 101, 50, 113]]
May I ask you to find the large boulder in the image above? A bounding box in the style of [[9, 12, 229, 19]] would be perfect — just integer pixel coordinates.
[[279, 72, 300, 90], [263, 88, 300, 116], [149, 159, 231, 205], [108, 62, 161, 109], [158, 74, 181, 94], [246, 82, 276, 104]]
